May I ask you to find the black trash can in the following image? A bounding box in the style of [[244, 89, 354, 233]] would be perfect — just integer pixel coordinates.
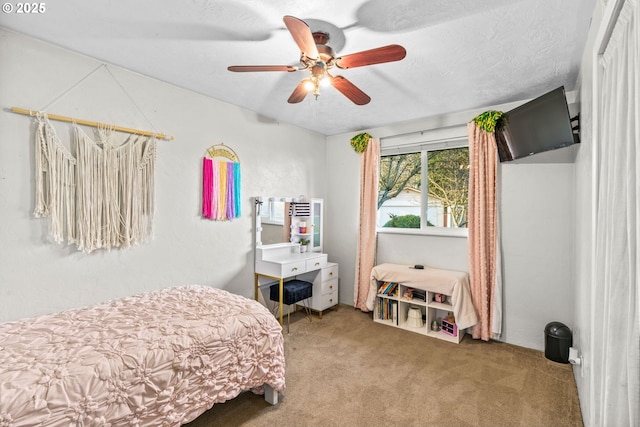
[[544, 322, 572, 363]]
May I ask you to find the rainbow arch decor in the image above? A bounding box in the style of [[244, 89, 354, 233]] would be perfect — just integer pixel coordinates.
[[202, 144, 241, 220]]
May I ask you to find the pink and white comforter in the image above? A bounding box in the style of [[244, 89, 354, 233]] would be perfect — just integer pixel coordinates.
[[0, 285, 285, 426]]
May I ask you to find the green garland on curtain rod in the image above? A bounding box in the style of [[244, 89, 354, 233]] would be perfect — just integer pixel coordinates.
[[350, 132, 372, 153], [472, 110, 507, 133]]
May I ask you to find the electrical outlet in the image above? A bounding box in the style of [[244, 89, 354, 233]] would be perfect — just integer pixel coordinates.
[[569, 347, 581, 365]]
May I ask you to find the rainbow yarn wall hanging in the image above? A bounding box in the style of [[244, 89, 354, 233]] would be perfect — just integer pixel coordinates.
[[202, 144, 241, 220]]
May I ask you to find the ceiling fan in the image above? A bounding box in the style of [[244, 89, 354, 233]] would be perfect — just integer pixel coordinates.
[[227, 15, 407, 105]]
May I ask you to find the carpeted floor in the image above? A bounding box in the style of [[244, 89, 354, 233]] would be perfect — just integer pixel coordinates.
[[185, 304, 583, 427]]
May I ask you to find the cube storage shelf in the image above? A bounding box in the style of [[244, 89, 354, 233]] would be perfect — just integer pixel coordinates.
[[374, 283, 464, 344]]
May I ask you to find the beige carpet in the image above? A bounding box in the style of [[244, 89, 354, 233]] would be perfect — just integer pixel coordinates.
[[186, 305, 583, 427]]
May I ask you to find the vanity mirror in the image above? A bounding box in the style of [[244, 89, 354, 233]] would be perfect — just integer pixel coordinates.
[[254, 196, 323, 252], [256, 197, 288, 245]]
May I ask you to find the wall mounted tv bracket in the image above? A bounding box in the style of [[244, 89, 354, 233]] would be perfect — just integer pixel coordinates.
[[571, 114, 580, 144]]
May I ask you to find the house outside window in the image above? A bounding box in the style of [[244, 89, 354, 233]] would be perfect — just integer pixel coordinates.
[[378, 144, 469, 231]]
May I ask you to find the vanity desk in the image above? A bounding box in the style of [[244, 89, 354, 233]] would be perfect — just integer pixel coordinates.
[[255, 242, 328, 325]]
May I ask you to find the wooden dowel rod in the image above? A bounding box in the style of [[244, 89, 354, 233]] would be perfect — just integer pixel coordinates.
[[11, 107, 174, 141]]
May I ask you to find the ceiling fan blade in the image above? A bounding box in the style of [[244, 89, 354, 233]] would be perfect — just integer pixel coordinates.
[[288, 80, 310, 103], [335, 44, 407, 69], [228, 65, 298, 72], [283, 15, 319, 59], [331, 75, 371, 105]]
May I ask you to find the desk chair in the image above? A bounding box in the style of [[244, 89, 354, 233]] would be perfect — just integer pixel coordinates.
[[269, 279, 313, 333]]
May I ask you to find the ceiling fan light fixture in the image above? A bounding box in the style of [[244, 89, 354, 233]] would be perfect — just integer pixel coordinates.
[[306, 77, 322, 98], [310, 61, 326, 77], [303, 79, 315, 92], [227, 15, 406, 106]]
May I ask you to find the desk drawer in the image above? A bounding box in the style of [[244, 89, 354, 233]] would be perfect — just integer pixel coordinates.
[[320, 263, 339, 281], [305, 255, 327, 272], [309, 290, 338, 311], [318, 277, 338, 295], [280, 261, 307, 276]]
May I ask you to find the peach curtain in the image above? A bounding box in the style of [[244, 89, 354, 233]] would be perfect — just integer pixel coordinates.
[[354, 137, 380, 311], [467, 122, 502, 341]]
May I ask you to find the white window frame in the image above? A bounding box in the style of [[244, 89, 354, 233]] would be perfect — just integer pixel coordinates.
[[377, 127, 469, 238]]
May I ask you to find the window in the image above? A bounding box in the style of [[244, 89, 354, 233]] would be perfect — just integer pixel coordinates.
[[378, 145, 469, 231]]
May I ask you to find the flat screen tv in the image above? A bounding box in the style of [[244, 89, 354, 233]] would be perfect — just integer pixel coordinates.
[[496, 86, 578, 162]]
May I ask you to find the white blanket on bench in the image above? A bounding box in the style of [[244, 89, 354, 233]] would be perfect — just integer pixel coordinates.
[[369, 263, 478, 330]]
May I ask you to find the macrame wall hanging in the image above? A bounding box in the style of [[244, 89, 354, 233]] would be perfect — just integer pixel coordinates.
[[202, 144, 241, 221], [13, 63, 173, 253], [32, 113, 159, 253]]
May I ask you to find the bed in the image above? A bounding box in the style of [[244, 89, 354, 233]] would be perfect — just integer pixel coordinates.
[[369, 263, 478, 330], [0, 285, 285, 426]]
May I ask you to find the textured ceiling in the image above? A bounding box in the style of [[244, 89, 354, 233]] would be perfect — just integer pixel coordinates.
[[0, 0, 595, 136]]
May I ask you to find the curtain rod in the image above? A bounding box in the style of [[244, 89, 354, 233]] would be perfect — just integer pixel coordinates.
[[11, 107, 174, 141], [379, 124, 466, 142], [382, 135, 468, 150]]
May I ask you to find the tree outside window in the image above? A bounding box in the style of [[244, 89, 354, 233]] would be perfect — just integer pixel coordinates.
[[378, 146, 469, 229]]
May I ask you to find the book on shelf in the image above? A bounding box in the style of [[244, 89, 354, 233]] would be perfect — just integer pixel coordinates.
[[376, 298, 398, 323], [392, 301, 398, 324], [378, 281, 398, 296], [388, 283, 398, 296]]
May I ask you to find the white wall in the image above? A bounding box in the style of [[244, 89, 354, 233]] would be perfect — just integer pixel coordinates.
[[0, 29, 326, 322], [499, 163, 575, 348], [376, 233, 469, 272], [326, 104, 576, 351]]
